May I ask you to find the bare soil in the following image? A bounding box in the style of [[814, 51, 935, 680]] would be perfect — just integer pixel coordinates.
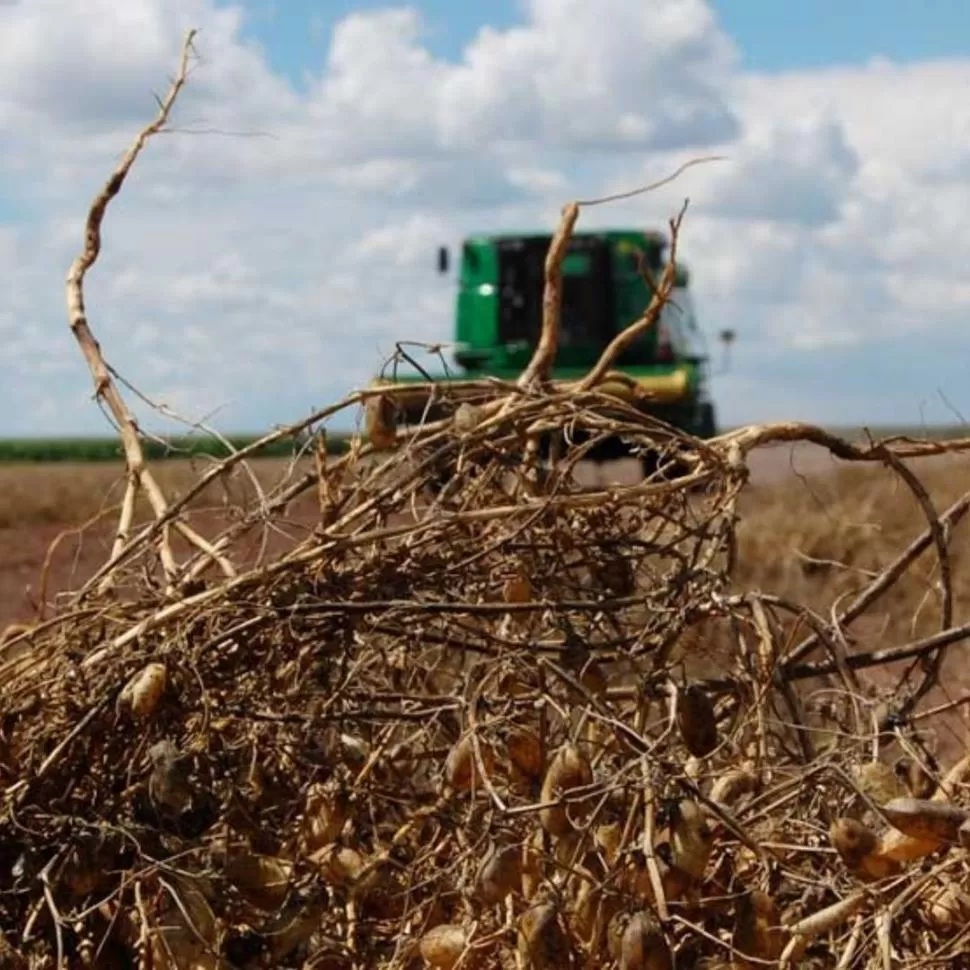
[[0, 458, 319, 628], [3, 445, 970, 734], [0, 448, 803, 627], [0, 443, 961, 628]]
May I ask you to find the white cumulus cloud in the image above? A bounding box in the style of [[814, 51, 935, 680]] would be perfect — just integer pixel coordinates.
[[0, 0, 968, 436]]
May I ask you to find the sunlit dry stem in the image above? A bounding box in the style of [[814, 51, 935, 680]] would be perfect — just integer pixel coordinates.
[[517, 202, 580, 390], [39, 859, 65, 970], [641, 784, 669, 923], [517, 159, 715, 397], [780, 891, 869, 966], [579, 202, 688, 391], [64, 27, 235, 594], [834, 917, 863, 970]]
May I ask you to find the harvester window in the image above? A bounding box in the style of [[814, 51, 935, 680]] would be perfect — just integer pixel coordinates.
[[661, 289, 702, 357], [560, 274, 601, 346]]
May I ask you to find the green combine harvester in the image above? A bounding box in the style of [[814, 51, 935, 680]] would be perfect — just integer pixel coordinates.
[[372, 228, 730, 479]]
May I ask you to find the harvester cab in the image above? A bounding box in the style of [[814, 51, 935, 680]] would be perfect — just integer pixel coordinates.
[[374, 229, 724, 478]]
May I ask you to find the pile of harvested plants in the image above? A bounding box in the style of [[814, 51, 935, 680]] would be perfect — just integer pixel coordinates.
[[4, 30, 970, 970]]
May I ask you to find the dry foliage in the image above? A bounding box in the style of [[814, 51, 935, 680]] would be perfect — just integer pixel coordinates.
[[4, 30, 970, 970]]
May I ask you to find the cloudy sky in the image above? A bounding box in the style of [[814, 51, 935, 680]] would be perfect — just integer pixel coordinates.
[[2, 0, 970, 437]]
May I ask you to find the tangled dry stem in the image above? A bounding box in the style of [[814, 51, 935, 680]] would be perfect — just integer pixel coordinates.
[[2, 27, 970, 970]]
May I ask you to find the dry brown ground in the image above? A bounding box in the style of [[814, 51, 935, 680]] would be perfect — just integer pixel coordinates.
[[0, 456, 321, 625], [736, 445, 970, 760], [3, 444, 970, 755], [1, 444, 966, 626]]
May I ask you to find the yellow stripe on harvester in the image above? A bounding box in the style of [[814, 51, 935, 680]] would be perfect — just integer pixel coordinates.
[[633, 366, 691, 404], [367, 365, 691, 410]]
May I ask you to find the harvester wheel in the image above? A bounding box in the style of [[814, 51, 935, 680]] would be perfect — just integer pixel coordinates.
[[698, 402, 718, 439], [640, 448, 693, 484], [639, 452, 661, 481]]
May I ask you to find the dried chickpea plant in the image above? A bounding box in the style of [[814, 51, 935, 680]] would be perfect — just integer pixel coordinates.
[[4, 28, 970, 970]]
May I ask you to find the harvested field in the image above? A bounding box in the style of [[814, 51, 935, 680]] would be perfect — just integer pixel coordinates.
[[7, 31, 970, 970], [0, 456, 322, 629], [4, 445, 968, 659]]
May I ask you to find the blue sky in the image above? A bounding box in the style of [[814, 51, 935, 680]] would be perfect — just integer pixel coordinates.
[[711, 0, 970, 69], [230, 0, 521, 79], [1, 0, 970, 436], [234, 0, 970, 84]]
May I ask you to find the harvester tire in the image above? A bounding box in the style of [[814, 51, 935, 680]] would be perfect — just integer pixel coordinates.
[[698, 402, 717, 439], [640, 447, 693, 484], [639, 452, 661, 481]]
